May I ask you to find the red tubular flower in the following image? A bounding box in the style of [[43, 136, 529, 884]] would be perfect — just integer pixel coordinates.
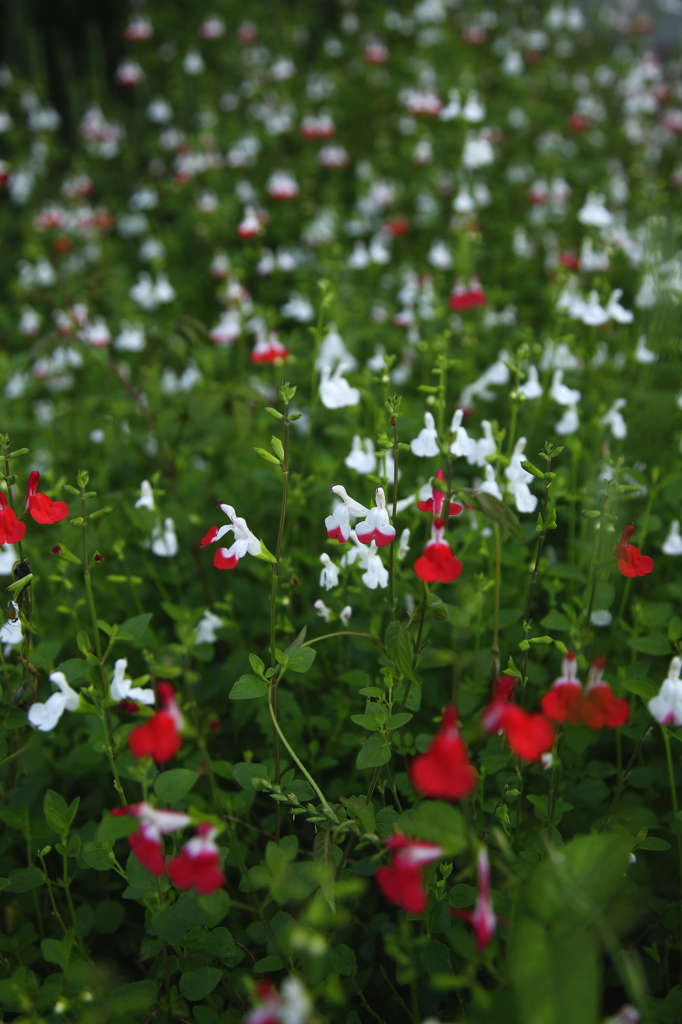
[[581, 658, 629, 729], [0, 494, 26, 545], [414, 523, 463, 583], [409, 706, 476, 800], [417, 469, 464, 518], [375, 835, 442, 914], [24, 471, 69, 524], [615, 525, 653, 578], [129, 683, 184, 762], [113, 802, 191, 877], [452, 848, 498, 950], [541, 651, 583, 724], [482, 677, 555, 763], [167, 824, 225, 895]]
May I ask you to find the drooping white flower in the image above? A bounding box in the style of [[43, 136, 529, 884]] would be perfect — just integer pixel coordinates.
[[504, 438, 538, 513], [550, 370, 581, 406], [194, 610, 224, 644], [555, 404, 580, 435], [361, 541, 389, 590], [663, 521, 682, 556], [397, 528, 411, 560], [313, 599, 332, 622], [151, 518, 178, 557], [0, 545, 15, 575], [581, 291, 609, 327], [649, 657, 682, 726], [319, 364, 360, 409], [470, 420, 496, 467], [449, 409, 477, 459], [319, 553, 340, 590], [28, 672, 80, 732], [135, 480, 155, 511], [479, 465, 503, 501], [411, 411, 439, 458], [109, 658, 155, 705], [605, 289, 634, 324], [517, 365, 543, 400], [635, 334, 658, 364], [602, 399, 627, 440], [578, 192, 613, 228], [339, 605, 352, 624], [0, 602, 23, 646], [315, 324, 357, 372]]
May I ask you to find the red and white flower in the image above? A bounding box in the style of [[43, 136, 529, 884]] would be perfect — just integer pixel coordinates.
[[266, 170, 299, 200], [201, 504, 262, 569], [414, 522, 463, 583], [0, 493, 25, 545], [355, 488, 395, 547], [615, 524, 654, 578], [250, 331, 289, 364], [129, 683, 184, 763], [649, 657, 682, 726], [25, 471, 69, 525], [581, 658, 629, 729], [417, 469, 464, 519], [167, 823, 225, 894], [453, 848, 498, 951], [243, 978, 313, 1024], [482, 676, 555, 762], [409, 706, 476, 800], [376, 835, 442, 914], [541, 651, 583, 724], [449, 277, 487, 311], [113, 802, 191, 877]]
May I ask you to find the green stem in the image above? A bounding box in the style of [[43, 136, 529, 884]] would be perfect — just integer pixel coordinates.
[[270, 395, 290, 841], [662, 724, 682, 959], [61, 843, 86, 956], [302, 631, 384, 650], [600, 718, 654, 831], [491, 524, 501, 680], [267, 686, 331, 812], [37, 851, 68, 935], [388, 418, 399, 619]]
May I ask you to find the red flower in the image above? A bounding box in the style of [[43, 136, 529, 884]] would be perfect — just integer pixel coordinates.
[[167, 824, 225, 895], [581, 658, 629, 729], [541, 651, 583, 724], [113, 802, 191, 877], [24, 471, 69, 525], [452, 848, 497, 950], [0, 494, 25, 545], [409, 706, 476, 800], [615, 525, 653, 578], [482, 677, 555, 763], [414, 524, 463, 583], [375, 835, 442, 914], [449, 278, 486, 311], [129, 683, 184, 762], [417, 469, 464, 518]]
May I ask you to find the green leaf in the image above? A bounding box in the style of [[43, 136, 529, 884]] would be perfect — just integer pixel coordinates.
[[254, 447, 281, 465], [627, 635, 672, 656], [384, 621, 415, 681], [83, 842, 115, 871], [387, 712, 412, 730], [448, 884, 476, 908], [229, 674, 268, 700], [313, 828, 336, 911], [459, 488, 525, 540], [44, 791, 79, 836], [356, 734, 391, 770], [639, 837, 671, 851], [350, 714, 380, 732], [119, 613, 153, 642], [510, 919, 600, 1024], [155, 769, 199, 803], [342, 796, 376, 835], [41, 933, 74, 970], [330, 944, 357, 976], [249, 653, 265, 676], [232, 763, 269, 789], [7, 866, 44, 893], [409, 801, 466, 855], [253, 956, 283, 973], [286, 647, 316, 673], [151, 906, 185, 944], [623, 679, 655, 701], [541, 610, 572, 633]]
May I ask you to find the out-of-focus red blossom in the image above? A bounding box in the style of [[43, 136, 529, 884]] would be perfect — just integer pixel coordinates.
[[112, 802, 191, 877], [541, 652, 583, 724], [117, 699, 140, 714], [167, 823, 225, 895], [417, 469, 464, 518], [568, 113, 590, 132], [129, 683, 184, 762], [581, 658, 629, 729], [452, 848, 498, 950], [25, 471, 69, 525], [462, 26, 487, 43], [385, 218, 409, 236], [449, 278, 487, 311], [414, 523, 463, 583], [559, 250, 580, 270], [375, 835, 442, 914], [615, 525, 653, 578], [0, 494, 25, 545], [482, 676, 555, 763], [409, 706, 476, 800]]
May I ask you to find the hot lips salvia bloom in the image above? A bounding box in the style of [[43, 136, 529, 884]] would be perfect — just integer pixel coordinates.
[[112, 802, 191, 876], [0, 493, 25, 545], [375, 834, 443, 914], [414, 469, 464, 583], [541, 653, 628, 729], [201, 503, 262, 569], [326, 485, 395, 547], [167, 823, 225, 895], [25, 471, 69, 524], [409, 706, 476, 800], [452, 847, 498, 951], [129, 682, 184, 762], [482, 676, 555, 762], [615, 524, 654, 578]]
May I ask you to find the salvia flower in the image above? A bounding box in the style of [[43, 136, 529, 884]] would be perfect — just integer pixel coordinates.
[[410, 411, 440, 457], [541, 651, 583, 723], [361, 541, 389, 590], [615, 524, 653, 577], [243, 978, 314, 1024], [662, 520, 682, 556], [167, 823, 225, 894], [648, 657, 682, 726], [112, 802, 191, 876], [355, 488, 395, 547], [109, 658, 154, 706], [28, 671, 80, 732], [129, 683, 184, 762], [0, 492, 26, 545], [417, 469, 464, 519], [201, 504, 262, 569], [409, 706, 476, 800], [319, 553, 340, 590], [482, 676, 555, 762], [581, 658, 629, 729], [414, 522, 463, 583], [375, 834, 443, 914], [452, 848, 498, 951]]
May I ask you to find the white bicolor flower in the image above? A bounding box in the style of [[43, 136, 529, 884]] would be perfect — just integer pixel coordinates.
[[411, 411, 439, 458], [663, 521, 682, 556], [109, 658, 155, 705], [313, 599, 332, 622], [135, 480, 155, 511], [602, 399, 627, 440], [151, 518, 178, 557], [339, 605, 352, 624], [194, 610, 224, 645], [319, 553, 340, 590], [345, 436, 377, 475], [28, 672, 80, 732], [319, 364, 360, 409], [649, 657, 682, 726]]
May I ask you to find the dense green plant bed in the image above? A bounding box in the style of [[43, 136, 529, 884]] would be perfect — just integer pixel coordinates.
[[1, 2, 682, 1022]]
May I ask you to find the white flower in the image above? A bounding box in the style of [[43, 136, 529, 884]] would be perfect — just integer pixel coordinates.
[[194, 610, 224, 645], [605, 289, 634, 324], [319, 364, 360, 409], [590, 610, 613, 627], [550, 370, 581, 406], [344, 436, 376, 474], [505, 438, 538, 513], [555, 404, 580, 435], [411, 411, 439, 458], [649, 657, 682, 726], [398, 528, 411, 560], [581, 291, 609, 327], [339, 605, 352, 624], [361, 541, 389, 590], [635, 334, 658, 364], [28, 672, 80, 732], [578, 192, 613, 228], [151, 518, 178, 557], [206, 504, 262, 566], [115, 322, 146, 352], [602, 399, 627, 440], [313, 599, 332, 622], [449, 409, 476, 459], [319, 553, 340, 590], [0, 602, 23, 646], [470, 420, 496, 467], [663, 521, 682, 556], [0, 545, 15, 575], [109, 658, 155, 705], [135, 480, 155, 511], [479, 465, 503, 500], [517, 365, 543, 400], [315, 325, 357, 372]]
